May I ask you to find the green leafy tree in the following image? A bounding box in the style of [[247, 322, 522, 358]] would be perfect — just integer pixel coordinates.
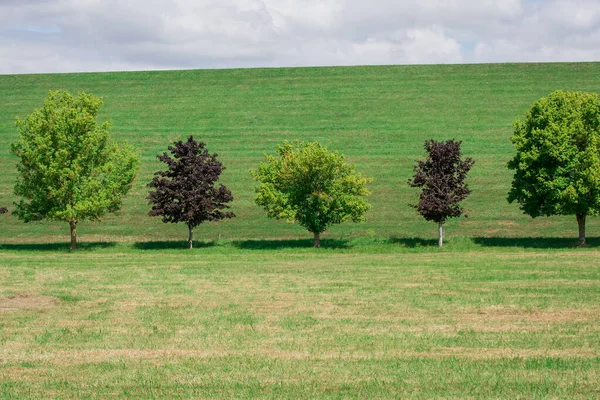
[[11, 90, 140, 249], [251, 141, 371, 247], [508, 90, 600, 246]]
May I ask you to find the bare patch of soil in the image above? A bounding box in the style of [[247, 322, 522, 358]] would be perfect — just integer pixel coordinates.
[[0, 294, 59, 312]]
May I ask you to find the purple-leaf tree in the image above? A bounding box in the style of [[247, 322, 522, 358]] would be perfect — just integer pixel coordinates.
[[0, 206, 7, 215], [147, 136, 235, 249], [408, 139, 474, 247]]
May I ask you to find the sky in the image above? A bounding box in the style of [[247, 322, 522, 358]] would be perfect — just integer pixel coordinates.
[[1, 0, 599, 74]]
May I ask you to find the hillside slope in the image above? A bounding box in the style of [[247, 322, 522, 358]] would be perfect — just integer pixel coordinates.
[[1, 63, 599, 243]]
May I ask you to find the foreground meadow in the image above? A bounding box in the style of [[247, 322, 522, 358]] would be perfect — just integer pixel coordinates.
[[1, 242, 598, 398]]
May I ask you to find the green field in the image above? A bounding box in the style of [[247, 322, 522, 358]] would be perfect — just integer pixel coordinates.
[[1, 63, 600, 398], [2, 62, 600, 244], [1, 244, 599, 398]]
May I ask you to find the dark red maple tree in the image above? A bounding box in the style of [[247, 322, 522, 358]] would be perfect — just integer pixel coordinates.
[[0, 207, 7, 215], [408, 139, 474, 247], [147, 136, 235, 249]]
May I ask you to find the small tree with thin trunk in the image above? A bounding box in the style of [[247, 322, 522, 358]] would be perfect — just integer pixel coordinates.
[[408, 139, 474, 247], [508, 90, 600, 246], [11, 90, 139, 249], [251, 141, 371, 247], [147, 136, 235, 249]]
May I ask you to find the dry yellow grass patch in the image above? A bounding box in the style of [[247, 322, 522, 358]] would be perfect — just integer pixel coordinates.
[[456, 305, 600, 332], [0, 294, 59, 312]]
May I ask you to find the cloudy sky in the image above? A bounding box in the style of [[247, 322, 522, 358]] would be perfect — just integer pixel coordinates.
[[1, 0, 599, 74]]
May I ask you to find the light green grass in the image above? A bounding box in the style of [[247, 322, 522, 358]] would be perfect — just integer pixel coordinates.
[[2, 63, 600, 244], [0, 244, 599, 398]]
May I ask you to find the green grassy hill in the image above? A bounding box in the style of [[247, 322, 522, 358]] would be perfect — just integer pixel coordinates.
[[1, 62, 600, 244]]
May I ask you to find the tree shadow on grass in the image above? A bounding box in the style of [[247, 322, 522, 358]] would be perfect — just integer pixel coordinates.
[[472, 237, 600, 249], [0, 242, 117, 251], [232, 238, 351, 250], [388, 237, 438, 248], [133, 241, 216, 250]]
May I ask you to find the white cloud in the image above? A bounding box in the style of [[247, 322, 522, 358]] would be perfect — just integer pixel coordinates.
[[538, 0, 600, 31], [397, 28, 463, 64], [0, 0, 599, 74]]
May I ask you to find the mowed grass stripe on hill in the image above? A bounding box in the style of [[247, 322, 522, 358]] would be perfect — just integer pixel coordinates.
[[1, 63, 600, 243]]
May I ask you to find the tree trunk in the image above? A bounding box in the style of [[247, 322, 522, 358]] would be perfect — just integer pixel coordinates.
[[69, 220, 77, 250], [188, 225, 194, 249], [576, 214, 586, 246], [313, 232, 321, 248], [438, 221, 444, 248]]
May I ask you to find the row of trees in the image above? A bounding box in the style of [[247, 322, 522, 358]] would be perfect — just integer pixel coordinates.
[[3, 89, 600, 249], [149, 137, 473, 249], [146, 135, 474, 249]]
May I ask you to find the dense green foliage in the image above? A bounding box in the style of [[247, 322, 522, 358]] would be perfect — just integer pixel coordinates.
[[1, 63, 600, 243], [10, 90, 140, 248], [508, 90, 600, 245], [0, 243, 598, 398], [251, 141, 370, 246]]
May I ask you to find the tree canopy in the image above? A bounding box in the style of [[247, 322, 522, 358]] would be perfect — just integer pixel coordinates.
[[147, 136, 235, 249], [508, 90, 600, 246], [0, 207, 7, 215], [11, 90, 139, 249], [251, 140, 371, 247], [408, 139, 474, 247]]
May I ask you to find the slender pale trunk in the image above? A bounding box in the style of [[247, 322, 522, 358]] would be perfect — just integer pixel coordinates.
[[69, 220, 77, 250], [438, 221, 444, 248], [576, 214, 586, 246], [313, 232, 321, 248], [188, 225, 194, 249]]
